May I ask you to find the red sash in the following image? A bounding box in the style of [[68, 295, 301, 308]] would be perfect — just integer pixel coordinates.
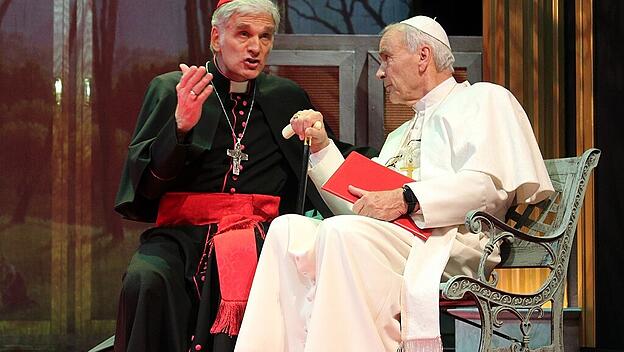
[[156, 192, 280, 336]]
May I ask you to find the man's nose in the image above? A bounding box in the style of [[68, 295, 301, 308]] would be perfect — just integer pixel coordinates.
[[247, 36, 260, 53], [376, 67, 386, 80]]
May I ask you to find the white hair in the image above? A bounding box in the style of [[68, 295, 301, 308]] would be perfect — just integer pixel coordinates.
[[382, 23, 455, 73], [212, 0, 280, 31]]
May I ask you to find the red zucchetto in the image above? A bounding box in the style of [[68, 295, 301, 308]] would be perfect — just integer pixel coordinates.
[[216, 0, 233, 8]]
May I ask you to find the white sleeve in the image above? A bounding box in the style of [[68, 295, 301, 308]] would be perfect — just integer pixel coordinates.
[[407, 170, 512, 228], [307, 140, 355, 216]]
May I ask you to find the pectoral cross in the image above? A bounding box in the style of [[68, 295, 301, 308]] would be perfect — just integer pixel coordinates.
[[400, 158, 416, 179], [227, 141, 248, 176]]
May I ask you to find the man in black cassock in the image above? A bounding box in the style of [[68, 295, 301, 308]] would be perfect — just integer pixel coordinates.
[[112, 0, 373, 351]]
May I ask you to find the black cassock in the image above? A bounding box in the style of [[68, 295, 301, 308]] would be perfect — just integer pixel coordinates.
[[113, 61, 375, 352]]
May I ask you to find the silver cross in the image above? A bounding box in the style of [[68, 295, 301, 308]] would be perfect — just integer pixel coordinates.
[[226, 141, 248, 175]]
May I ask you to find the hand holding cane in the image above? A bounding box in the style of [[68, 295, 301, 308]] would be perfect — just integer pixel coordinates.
[[282, 120, 323, 215]]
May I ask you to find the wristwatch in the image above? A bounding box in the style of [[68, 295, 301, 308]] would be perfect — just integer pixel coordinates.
[[402, 185, 418, 214]]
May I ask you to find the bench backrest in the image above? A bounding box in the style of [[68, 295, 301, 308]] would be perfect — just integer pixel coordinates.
[[499, 148, 601, 269]]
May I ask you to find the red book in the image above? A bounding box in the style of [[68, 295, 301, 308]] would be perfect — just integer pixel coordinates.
[[321, 152, 431, 241]]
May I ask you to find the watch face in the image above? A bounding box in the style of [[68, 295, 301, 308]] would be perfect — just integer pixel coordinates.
[[403, 185, 417, 207]]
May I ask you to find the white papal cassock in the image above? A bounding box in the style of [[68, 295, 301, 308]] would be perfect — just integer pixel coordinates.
[[235, 77, 554, 352]]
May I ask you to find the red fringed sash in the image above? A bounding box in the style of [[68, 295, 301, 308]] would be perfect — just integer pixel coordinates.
[[156, 192, 280, 336]]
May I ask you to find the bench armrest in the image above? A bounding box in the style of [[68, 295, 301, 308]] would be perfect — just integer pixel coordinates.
[[464, 210, 559, 284]]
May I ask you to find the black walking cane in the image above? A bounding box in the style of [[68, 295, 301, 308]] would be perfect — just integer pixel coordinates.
[[282, 121, 321, 215], [296, 135, 312, 215]]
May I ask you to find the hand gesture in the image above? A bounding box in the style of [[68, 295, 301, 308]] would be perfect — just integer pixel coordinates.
[[349, 185, 407, 221], [174, 63, 214, 132], [289, 109, 330, 153]]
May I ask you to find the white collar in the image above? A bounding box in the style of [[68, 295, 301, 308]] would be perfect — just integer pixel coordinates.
[[229, 80, 249, 94], [213, 57, 250, 94], [412, 76, 457, 112]]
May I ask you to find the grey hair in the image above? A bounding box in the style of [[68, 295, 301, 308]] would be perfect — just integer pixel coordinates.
[[381, 23, 455, 73], [212, 0, 280, 31]]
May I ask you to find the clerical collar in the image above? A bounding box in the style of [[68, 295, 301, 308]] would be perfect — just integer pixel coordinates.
[[412, 76, 457, 112], [206, 59, 254, 95]]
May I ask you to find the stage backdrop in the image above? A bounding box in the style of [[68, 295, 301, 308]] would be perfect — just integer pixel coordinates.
[[2, 0, 472, 350]]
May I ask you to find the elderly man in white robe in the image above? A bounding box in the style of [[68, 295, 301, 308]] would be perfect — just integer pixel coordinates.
[[235, 16, 554, 352]]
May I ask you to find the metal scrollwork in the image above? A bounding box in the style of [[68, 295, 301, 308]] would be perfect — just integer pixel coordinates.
[[491, 305, 544, 350], [442, 150, 600, 352], [466, 212, 518, 284]]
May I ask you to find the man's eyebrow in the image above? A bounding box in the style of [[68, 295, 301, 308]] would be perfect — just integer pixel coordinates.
[[234, 23, 250, 30], [234, 23, 275, 33]]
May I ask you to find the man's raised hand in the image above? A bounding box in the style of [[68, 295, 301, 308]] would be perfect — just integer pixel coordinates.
[[175, 63, 214, 132]]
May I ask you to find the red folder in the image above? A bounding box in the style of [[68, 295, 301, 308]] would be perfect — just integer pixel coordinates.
[[321, 152, 431, 241]]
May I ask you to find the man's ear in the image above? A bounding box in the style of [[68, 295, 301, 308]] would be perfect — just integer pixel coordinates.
[[418, 45, 433, 72], [211, 26, 221, 52]]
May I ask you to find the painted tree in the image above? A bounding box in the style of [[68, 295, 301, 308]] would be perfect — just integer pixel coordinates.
[[0, 0, 53, 226], [93, 0, 124, 240], [185, 0, 217, 64], [288, 0, 409, 34], [0, 0, 12, 27]]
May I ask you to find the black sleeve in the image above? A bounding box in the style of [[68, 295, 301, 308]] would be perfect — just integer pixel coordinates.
[[137, 116, 192, 200]]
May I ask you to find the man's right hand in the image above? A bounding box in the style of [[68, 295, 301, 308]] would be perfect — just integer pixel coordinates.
[[289, 109, 330, 153], [174, 63, 214, 133]]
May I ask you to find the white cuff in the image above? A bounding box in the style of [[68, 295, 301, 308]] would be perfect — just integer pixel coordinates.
[[400, 336, 442, 352], [309, 139, 336, 168], [307, 142, 354, 216]]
